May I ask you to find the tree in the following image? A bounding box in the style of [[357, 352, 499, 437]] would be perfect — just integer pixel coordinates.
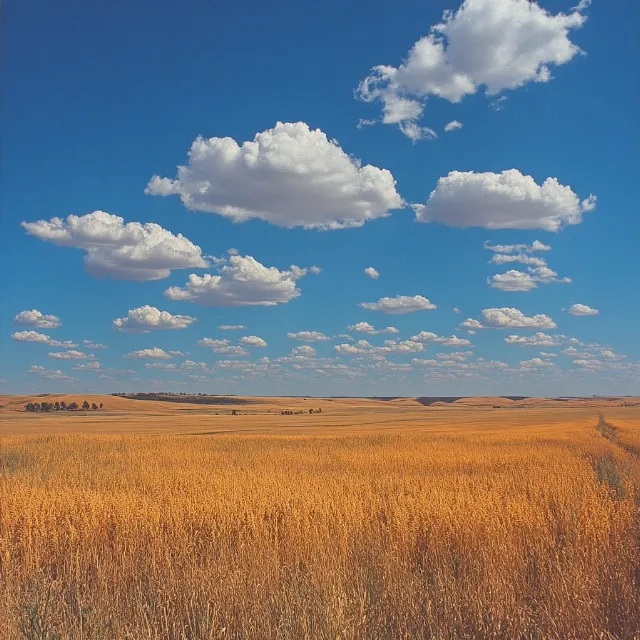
[[99, 403, 103, 409], [33, 403, 41, 412], [25, 403, 35, 412], [54, 401, 60, 411], [68, 402, 78, 410], [60, 401, 67, 411], [82, 401, 90, 411], [91, 403, 98, 410]]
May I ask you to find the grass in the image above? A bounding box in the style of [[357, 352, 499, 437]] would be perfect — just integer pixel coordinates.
[[1, 415, 639, 639]]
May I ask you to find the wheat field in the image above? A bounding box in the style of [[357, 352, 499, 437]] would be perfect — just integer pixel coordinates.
[[1, 397, 639, 639]]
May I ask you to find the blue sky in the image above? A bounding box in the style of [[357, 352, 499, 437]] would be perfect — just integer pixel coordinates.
[[2, 0, 638, 396]]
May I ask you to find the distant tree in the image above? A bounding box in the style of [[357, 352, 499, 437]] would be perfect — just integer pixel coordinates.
[[82, 401, 90, 411], [91, 403, 98, 410], [68, 402, 78, 410], [54, 401, 60, 411], [33, 402, 41, 412], [99, 403, 103, 409], [60, 401, 67, 411], [25, 403, 35, 412]]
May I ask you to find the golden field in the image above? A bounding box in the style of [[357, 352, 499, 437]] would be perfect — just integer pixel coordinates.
[[1, 394, 639, 639]]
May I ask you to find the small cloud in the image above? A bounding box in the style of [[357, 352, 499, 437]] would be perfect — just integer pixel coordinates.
[[14, 309, 61, 329], [113, 305, 197, 332], [444, 120, 463, 132], [219, 325, 246, 330], [568, 303, 599, 316], [125, 347, 173, 360], [364, 266, 380, 279], [238, 336, 268, 348], [359, 295, 436, 314]]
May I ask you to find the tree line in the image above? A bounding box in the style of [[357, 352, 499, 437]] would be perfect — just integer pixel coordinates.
[[24, 401, 103, 412]]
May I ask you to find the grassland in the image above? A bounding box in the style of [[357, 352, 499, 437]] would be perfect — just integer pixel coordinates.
[[1, 395, 639, 639]]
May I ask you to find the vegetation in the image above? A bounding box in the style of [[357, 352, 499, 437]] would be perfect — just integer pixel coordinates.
[[1, 416, 638, 638], [23, 401, 103, 412], [112, 393, 252, 405]]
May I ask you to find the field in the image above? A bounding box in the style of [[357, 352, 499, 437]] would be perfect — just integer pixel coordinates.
[[1, 394, 639, 639]]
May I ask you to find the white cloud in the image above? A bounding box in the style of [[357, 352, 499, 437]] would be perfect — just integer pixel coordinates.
[[14, 309, 61, 329], [414, 170, 595, 230], [219, 324, 246, 330], [28, 365, 74, 381], [410, 331, 472, 346], [49, 350, 95, 360], [113, 305, 197, 332], [359, 295, 436, 314], [73, 361, 101, 371], [505, 332, 577, 347], [452, 307, 461, 313], [364, 266, 380, 279], [382, 340, 424, 353], [12, 331, 76, 348], [348, 322, 399, 335], [291, 345, 317, 356], [144, 362, 177, 370], [334, 339, 423, 355], [489, 270, 537, 291], [444, 120, 463, 132], [461, 307, 556, 329], [484, 240, 551, 254], [83, 340, 107, 349], [146, 121, 404, 230], [356, 0, 588, 138], [287, 331, 331, 342], [239, 336, 268, 348], [165, 254, 317, 306], [519, 357, 557, 369], [21, 211, 208, 281], [197, 338, 249, 356], [436, 351, 472, 361], [125, 347, 173, 359], [568, 303, 599, 316]]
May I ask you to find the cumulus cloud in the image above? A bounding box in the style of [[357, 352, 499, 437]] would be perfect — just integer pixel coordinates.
[[348, 321, 399, 335], [239, 336, 268, 348], [568, 303, 599, 316], [28, 365, 74, 381], [197, 338, 249, 356], [444, 120, 463, 132], [364, 266, 380, 279], [125, 347, 173, 359], [505, 332, 578, 347], [519, 357, 557, 369], [287, 331, 331, 342], [410, 331, 472, 346], [14, 309, 61, 329], [291, 345, 317, 357], [12, 331, 76, 348], [146, 122, 404, 230], [356, 0, 588, 138], [219, 324, 246, 330], [49, 350, 95, 360], [83, 340, 107, 349], [165, 254, 317, 306], [359, 295, 436, 314], [144, 362, 177, 370], [461, 307, 556, 329], [113, 305, 197, 332], [334, 339, 423, 355], [21, 211, 208, 280], [73, 361, 101, 371], [414, 170, 595, 230], [489, 265, 570, 291], [484, 240, 551, 254]]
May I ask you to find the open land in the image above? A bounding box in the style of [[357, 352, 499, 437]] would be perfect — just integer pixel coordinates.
[[1, 394, 639, 638]]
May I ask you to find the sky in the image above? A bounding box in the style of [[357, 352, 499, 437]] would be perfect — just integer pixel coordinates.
[[2, 0, 638, 397]]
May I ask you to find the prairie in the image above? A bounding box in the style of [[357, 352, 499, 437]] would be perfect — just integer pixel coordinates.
[[1, 395, 639, 639]]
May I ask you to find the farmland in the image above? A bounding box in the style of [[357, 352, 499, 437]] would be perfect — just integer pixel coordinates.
[[1, 394, 639, 638]]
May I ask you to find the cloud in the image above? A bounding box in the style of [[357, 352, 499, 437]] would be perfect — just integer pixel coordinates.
[[12, 331, 76, 348], [519, 357, 557, 369], [484, 240, 551, 254], [83, 340, 107, 349], [219, 324, 246, 330], [113, 305, 197, 332], [291, 345, 317, 356], [364, 266, 380, 279], [144, 362, 177, 370], [414, 170, 595, 230], [410, 331, 472, 346], [568, 303, 599, 316], [382, 340, 425, 353], [287, 331, 331, 342], [165, 254, 317, 306], [488, 270, 537, 291], [197, 338, 249, 356], [356, 0, 588, 138], [146, 121, 404, 230], [28, 365, 74, 381], [348, 322, 399, 335], [21, 211, 208, 281], [359, 295, 436, 314], [489, 254, 547, 266], [48, 350, 95, 360], [14, 309, 61, 329], [505, 332, 578, 347], [461, 307, 556, 329], [239, 336, 268, 348], [125, 347, 173, 359], [334, 339, 423, 355], [444, 120, 463, 132], [73, 361, 101, 371]]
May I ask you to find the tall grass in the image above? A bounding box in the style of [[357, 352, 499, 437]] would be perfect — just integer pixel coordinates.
[[1, 422, 638, 638]]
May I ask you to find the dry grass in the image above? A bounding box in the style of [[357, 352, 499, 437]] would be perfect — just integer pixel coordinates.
[[1, 405, 639, 639]]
